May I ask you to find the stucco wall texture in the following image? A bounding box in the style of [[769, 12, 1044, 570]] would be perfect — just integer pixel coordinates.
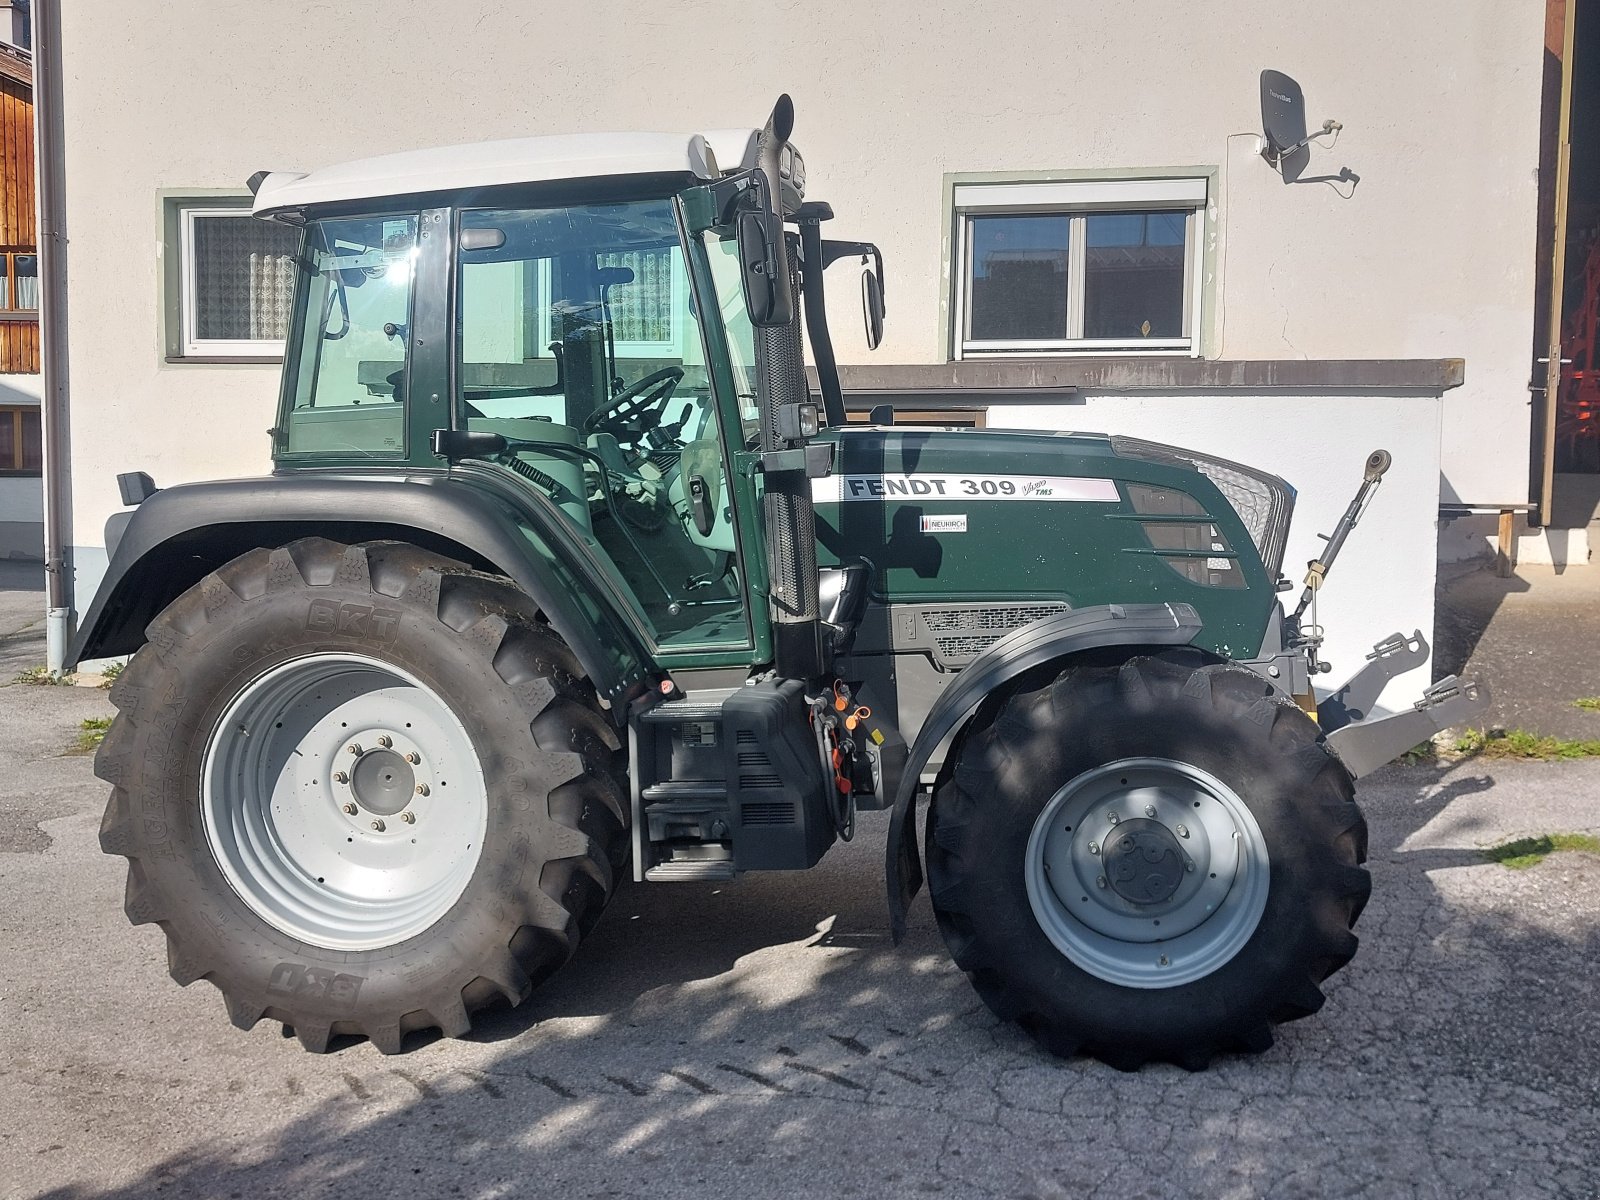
[[52, 0, 1543, 689]]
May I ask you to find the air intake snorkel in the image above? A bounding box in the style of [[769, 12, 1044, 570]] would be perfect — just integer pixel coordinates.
[[744, 95, 826, 679]]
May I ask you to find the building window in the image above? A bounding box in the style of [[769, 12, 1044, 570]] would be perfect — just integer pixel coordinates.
[[173, 204, 300, 358], [0, 252, 36, 310], [0, 405, 41, 473], [951, 176, 1209, 358]]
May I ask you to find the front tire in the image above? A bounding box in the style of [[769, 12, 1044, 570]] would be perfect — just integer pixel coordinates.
[[925, 652, 1370, 1071], [96, 538, 628, 1052]]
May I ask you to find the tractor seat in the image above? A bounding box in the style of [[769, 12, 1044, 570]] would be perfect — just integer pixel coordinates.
[[819, 561, 872, 656]]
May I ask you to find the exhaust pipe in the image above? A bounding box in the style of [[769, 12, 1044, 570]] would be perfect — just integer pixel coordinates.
[[752, 95, 823, 679]]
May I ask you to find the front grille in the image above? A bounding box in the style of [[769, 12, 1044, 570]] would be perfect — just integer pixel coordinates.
[[920, 604, 1068, 664]]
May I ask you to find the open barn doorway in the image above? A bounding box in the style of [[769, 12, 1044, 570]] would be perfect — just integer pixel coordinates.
[[1537, 0, 1600, 531]]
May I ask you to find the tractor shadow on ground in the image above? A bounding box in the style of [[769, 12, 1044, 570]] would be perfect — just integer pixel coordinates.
[[463, 812, 913, 1045]]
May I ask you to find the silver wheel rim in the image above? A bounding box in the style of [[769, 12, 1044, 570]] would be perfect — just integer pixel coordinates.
[[201, 652, 488, 951], [1023, 757, 1270, 989]]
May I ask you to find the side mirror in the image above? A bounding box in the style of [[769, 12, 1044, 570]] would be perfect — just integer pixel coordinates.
[[737, 206, 794, 327], [861, 267, 885, 351]]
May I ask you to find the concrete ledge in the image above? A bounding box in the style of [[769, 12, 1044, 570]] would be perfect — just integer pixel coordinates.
[[1439, 513, 1593, 569], [821, 358, 1465, 396]]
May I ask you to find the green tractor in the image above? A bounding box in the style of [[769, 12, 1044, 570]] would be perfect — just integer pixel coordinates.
[[75, 98, 1482, 1069]]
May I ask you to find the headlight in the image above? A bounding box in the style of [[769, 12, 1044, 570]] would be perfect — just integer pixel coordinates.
[[1110, 436, 1296, 577]]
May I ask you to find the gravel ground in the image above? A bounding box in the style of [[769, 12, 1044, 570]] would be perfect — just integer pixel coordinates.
[[2, 566, 1598, 1199]]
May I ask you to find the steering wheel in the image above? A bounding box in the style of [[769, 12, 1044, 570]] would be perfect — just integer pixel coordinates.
[[583, 366, 684, 440]]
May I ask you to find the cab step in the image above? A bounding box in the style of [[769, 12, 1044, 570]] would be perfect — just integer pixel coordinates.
[[644, 859, 738, 882]]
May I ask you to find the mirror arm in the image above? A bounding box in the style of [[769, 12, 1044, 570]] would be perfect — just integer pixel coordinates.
[[821, 239, 886, 312], [798, 216, 847, 428]]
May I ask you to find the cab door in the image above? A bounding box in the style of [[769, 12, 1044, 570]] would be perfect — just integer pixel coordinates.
[[452, 196, 761, 668]]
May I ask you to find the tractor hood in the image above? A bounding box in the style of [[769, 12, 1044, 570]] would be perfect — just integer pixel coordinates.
[[810, 425, 1291, 663]]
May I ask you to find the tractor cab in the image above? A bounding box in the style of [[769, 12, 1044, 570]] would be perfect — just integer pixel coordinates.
[[252, 128, 822, 660]]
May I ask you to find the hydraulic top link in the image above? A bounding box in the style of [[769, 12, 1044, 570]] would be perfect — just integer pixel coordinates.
[[1291, 449, 1392, 622]]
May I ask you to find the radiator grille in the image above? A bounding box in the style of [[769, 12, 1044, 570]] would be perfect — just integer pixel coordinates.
[[920, 604, 1068, 663]]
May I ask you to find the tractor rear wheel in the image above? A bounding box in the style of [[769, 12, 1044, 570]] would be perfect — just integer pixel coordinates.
[[96, 538, 628, 1052], [925, 651, 1369, 1071]]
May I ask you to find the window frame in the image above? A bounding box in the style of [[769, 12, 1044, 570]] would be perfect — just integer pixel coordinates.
[[176, 204, 299, 359], [0, 251, 37, 312], [160, 193, 303, 364], [946, 171, 1215, 361]]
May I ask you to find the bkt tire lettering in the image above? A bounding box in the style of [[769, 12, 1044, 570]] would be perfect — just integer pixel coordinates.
[[306, 599, 401, 643]]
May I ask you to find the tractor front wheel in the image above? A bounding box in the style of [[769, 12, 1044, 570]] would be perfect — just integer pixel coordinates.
[[925, 652, 1370, 1071]]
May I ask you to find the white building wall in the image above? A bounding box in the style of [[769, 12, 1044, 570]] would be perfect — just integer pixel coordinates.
[[53, 0, 1543, 693]]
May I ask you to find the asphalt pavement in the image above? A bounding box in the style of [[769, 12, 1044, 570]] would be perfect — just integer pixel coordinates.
[[2, 564, 1598, 1199]]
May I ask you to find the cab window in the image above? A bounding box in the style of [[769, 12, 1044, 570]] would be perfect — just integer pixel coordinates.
[[281, 215, 419, 458]]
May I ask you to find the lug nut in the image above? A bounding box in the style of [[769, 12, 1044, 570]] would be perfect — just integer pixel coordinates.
[[1096, 875, 1108, 889], [1106, 813, 1120, 825], [1158, 955, 1170, 967], [1176, 824, 1190, 838], [342, 803, 357, 815], [377, 735, 392, 748], [1088, 841, 1100, 855], [1185, 860, 1195, 873], [405, 752, 421, 765], [370, 819, 386, 832], [415, 783, 429, 796], [1144, 804, 1157, 818], [333, 771, 349, 784], [400, 810, 415, 824], [347, 743, 362, 756]]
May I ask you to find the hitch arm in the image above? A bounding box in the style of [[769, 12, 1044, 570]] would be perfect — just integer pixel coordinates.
[[1325, 674, 1490, 778]]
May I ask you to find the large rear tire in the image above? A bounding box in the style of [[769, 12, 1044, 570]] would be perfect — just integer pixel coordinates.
[[96, 538, 628, 1052], [925, 652, 1369, 1071]]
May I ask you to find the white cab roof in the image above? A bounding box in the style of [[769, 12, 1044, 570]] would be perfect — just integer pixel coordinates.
[[252, 128, 762, 219]]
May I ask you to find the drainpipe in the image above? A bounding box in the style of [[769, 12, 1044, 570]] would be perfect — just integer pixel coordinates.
[[31, 0, 71, 672]]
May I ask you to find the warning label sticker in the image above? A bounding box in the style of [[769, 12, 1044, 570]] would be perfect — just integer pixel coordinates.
[[812, 474, 1120, 503]]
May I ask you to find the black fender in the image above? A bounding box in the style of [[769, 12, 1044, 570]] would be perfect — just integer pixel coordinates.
[[885, 602, 1204, 941], [66, 470, 655, 710]]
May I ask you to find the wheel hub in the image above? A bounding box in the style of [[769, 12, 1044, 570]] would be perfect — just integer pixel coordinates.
[[349, 747, 416, 816], [1103, 818, 1186, 904], [1023, 757, 1271, 989]]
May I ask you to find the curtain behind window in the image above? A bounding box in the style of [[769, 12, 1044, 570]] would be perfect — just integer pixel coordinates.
[[194, 216, 298, 341]]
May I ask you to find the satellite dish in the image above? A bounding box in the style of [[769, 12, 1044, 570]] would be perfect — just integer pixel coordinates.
[[1260, 70, 1311, 183]]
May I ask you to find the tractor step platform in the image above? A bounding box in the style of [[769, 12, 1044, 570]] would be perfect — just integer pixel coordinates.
[[644, 859, 738, 882]]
